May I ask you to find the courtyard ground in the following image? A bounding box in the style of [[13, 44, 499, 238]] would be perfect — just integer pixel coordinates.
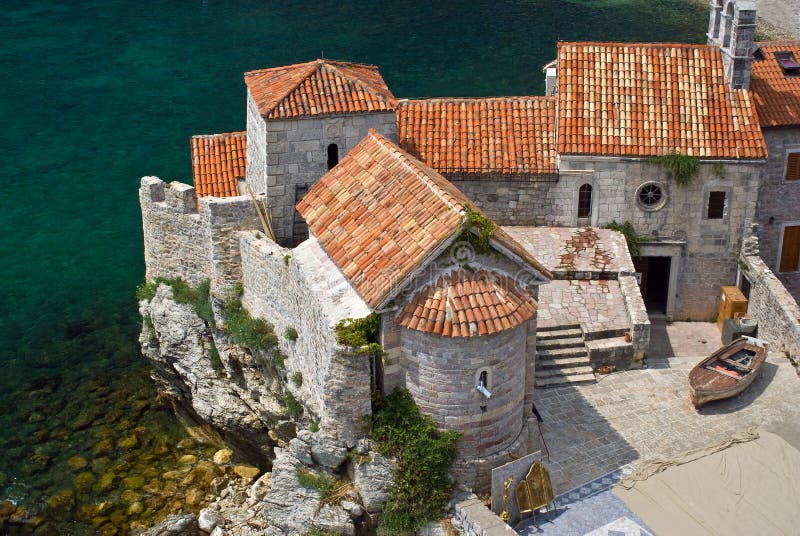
[[779, 272, 800, 309], [522, 320, 800, 530]]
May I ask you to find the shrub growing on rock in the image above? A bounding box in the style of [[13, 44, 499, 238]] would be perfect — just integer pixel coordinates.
[[221, 284, 277, 351], [370, 389, 460, 534]]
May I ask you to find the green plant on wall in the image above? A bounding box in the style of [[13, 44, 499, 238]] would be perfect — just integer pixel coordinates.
[[458, 203, 496, 253], [650, 152, 700, 186], [604, 220, 653, 256], [335, 314, 385, 357]]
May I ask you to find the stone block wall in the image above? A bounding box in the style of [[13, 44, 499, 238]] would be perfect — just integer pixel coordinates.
[[741, 254, 800, 361], [240, 233, 372, 440], [755, 127, 800, 272], [140, 177, 210, 285], [447, 175, 556, 225], [247, 109, 397, 245], [400, 323, 528, 461], [140, 176, 263, 293], [558, 156, 763, 320]]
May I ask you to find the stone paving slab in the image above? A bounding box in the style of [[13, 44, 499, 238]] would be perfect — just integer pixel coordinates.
[[538, 280, 628, 333], [531, 322, 800, 496]]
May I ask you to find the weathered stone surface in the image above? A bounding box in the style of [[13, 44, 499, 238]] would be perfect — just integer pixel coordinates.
[[309, 435, 348, 469], [288, 437, 313, 466], [197, 508, 223, 533], [352, 451, 394, 514], [262, 448, 322, 534], [249, 472, 272, 501], [313, 504, 355, 536], [140, 514, 198, 536]]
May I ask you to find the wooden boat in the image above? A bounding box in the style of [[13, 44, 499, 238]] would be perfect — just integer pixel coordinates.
[[689, 337, 768, 408]]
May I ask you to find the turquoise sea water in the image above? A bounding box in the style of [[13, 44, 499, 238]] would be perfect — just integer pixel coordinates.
[[0, 0, 707, 530]]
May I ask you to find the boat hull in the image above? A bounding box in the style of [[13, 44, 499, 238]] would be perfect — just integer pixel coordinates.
[[688, 338, 767, 408]]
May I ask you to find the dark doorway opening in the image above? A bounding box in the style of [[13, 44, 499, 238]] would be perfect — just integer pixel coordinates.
[[633, 256, 671, 314]]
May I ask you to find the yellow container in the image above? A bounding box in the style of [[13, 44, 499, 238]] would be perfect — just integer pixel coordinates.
[[717, 286, 748, 330]]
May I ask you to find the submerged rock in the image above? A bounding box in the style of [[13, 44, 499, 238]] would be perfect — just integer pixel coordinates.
[[211, 448, 231, 465]]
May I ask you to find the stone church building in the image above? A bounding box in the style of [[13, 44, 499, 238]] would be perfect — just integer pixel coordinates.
[[143, 0, 799, 490]]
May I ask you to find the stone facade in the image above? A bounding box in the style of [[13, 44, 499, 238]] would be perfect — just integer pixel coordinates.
[[245, 90, 397, 245], [708, 0, 756, 90], [558, 156, 763, 320], [755, 127, 800, 272]]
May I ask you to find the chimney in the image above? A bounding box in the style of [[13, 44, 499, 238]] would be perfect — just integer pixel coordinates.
[[713, 1, 757, 90]]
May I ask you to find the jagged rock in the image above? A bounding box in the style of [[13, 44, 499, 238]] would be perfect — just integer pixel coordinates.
[[249, 472, 272, 500], [313, 504, 356, 536], [310, 434, 348, 469], [209, 528, 224, 536], [233, 465, 260, 482], [262, 448, 322, 534], [141, 287, 285, 460], [352, 451, 394, 513], [355, 438, 373, 455], [197, 508, 223, 533], [288, 437, 313, 465], [141, 514, 199, 536], [340, 500, 363, 519]]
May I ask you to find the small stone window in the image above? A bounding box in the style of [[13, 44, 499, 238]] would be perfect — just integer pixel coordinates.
[[327, 143, 339, 170], [578, 184, 593, 219], [706, 191, 727, 219], [785, 152, 800, 180], [636, 181, 667, 211], [475, 368, 492, 397]]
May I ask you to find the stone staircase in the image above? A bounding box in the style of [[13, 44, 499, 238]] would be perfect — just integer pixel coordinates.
[[535, 324, 596, 387]]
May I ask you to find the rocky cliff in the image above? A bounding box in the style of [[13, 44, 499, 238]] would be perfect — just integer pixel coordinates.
[[137, 284, 396, 534]]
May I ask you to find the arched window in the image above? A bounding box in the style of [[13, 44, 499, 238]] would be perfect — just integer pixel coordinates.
[[327, 143, 339, 170], [712, 0, 724, 38], [479, 370, 488, 389], [578, 184, 593, 219], [722, 2, 734, 48]]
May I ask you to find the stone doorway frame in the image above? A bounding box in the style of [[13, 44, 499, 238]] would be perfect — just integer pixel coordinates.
[[637, 241, 684, 321]]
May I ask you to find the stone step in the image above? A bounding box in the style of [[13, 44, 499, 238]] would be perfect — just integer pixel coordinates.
[[584, 328, 628, 341], [537, 346, 588, 359], [535, 372, 597, 387], [536, 365, 594, 378], [537, 356, 592, 369], [536, 327, 583, 341], [536, 336, 585, 350]]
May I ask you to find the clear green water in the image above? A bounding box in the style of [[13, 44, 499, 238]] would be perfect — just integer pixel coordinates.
[[0, 0, 707, 531]]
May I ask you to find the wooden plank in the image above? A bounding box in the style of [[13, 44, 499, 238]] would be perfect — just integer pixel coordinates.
[[780, 225, 800, 272]]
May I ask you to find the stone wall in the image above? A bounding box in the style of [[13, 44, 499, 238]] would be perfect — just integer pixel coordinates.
[[239, 232, 372, 441], [140, 176, 262, 294], [755, 127, 800, 272], [400, 323, 528, 461], [453, 491, 517, 536], [447, 175, 558, 225], [558, 156, 763, 320], [140, 177, 210, 285], [247, 109, 397, 245], [741, 254, 800, 361]]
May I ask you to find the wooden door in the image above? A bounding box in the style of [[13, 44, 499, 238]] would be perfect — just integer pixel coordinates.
[[780, 225, 800, 272]]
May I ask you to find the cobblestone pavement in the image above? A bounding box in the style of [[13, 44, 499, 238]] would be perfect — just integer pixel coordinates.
[[778, 272, 800, 307], [538, 280, 628, 332], [533, 322, 800, 495]]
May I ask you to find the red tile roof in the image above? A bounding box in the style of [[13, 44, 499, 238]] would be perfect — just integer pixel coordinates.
[[397, 269, 538, 338], [244, 59, 397, 120], [296, 129, 550, 310], [396, 97, 557, 175], [557, 42, 767, 159], [191, 132, 246, 198], [751, 42, 800, 127]]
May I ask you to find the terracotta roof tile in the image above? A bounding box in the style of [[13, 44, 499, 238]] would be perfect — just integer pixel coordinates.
[[244, 59, 397, 120], [396, 97, 556, 175], [557, 42, 767, 159], [190, 131, 246, 198], [751, 42, 800, 127], [397, 269, 538, 337], [296, 130, 550, 309]]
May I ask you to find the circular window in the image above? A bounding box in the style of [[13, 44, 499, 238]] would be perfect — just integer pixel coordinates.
[[636, 181, 667, 211]]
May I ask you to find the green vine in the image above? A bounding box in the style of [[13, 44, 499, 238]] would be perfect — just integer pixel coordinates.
[[335, 314, 385, 356], [650, 152, 700, 186], [460, 203, 496, 253], [604, 220, 653, 257]]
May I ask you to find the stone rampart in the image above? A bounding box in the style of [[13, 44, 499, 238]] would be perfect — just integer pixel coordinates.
[[140, 176, 262, 293], [239, 232, 372, 442], [140, 177, 210, 285], [741, 254, 800, 362]]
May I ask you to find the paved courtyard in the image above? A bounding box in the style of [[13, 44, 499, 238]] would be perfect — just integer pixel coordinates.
[[538, 280, 628, 333], [778, 271, 800, 307], [532, 321, 800, 495]]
